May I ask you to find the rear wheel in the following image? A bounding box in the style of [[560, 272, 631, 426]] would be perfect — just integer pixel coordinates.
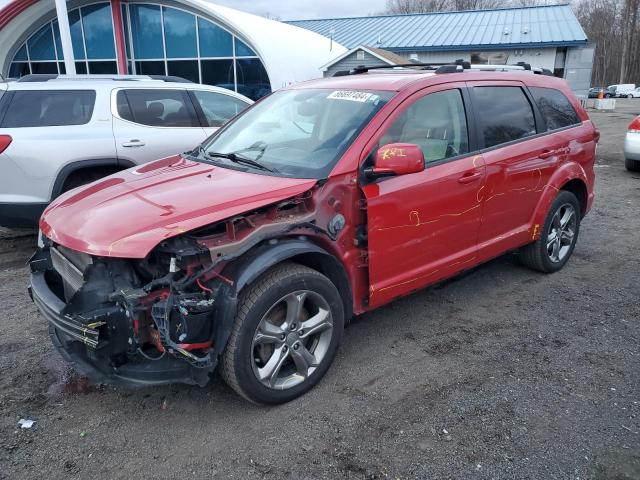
[[519, 191, 580, 273], [220, 263, 344, 404], [628, 94, 634, 99], [625, 157, 640, 172]]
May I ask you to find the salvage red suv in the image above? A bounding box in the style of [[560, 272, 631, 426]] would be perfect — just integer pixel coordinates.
[[30, 65, 597, 404]]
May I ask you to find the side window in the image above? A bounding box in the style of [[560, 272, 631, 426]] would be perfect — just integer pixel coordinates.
[[472, 86, 536, 148], [1, 90, 95, 127], [529, 87, 581, 131], [380, 89, 469, 164], [116, 89, 198, 127], [191, 90, 250, 128]]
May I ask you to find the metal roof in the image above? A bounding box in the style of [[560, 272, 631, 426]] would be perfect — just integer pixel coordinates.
[[287, 4, 587, 52]]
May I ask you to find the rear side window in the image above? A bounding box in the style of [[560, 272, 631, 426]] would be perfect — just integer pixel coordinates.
[[472, 86, 536, 148], [116, 89, 199, 127], [529, 87, 581, 131], [1, 90, 95, 127], [191, 90, 250, 127]]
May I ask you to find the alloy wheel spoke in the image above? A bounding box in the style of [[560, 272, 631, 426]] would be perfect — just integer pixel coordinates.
[[258, 345, 289, 386], [284, 292, 307, 327], [560, 228, 574, 244], [547, 230, 558, 248], [290, 344, 317, 378], [254, 321, 285, 346], [551, 238, 561, 261], [559, 208, 574, 228], [299, 308, 332, 338]]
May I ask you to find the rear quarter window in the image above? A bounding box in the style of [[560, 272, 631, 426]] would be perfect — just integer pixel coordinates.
[[529, 87, 581, 131], [472, 86, 536, 148], [1, 90, 95, 127]]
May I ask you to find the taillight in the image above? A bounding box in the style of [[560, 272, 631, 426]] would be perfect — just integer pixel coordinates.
[[0, 135, 11, 154], [629, 116, 640, 133]]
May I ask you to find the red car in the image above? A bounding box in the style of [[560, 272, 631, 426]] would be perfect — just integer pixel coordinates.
[[30, 66, 597, 404]]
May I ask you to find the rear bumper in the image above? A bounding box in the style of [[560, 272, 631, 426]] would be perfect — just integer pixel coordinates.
[[29, 269, 211, 387], [624, 133, 640, 161], [0, 202, 47, 228]]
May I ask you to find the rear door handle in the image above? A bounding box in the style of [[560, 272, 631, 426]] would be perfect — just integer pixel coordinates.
[[122, 140, 145, 147], [539, 149, 556, 159], [458, 171, 482, 184]]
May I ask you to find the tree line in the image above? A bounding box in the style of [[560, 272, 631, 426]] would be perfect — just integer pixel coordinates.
[[384, 0, 640, 86]]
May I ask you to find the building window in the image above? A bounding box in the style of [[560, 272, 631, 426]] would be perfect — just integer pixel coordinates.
[[470, 51, 510, 65], [8, 2, 271, 100], [357, 50, 365, 61], [8, 2, 117, 77]]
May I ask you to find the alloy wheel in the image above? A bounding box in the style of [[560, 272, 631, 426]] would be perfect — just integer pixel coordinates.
[[546, 203, 577, 263], [251, 290, 333, 390]]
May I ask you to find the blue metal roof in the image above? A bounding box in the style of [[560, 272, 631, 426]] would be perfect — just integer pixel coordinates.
[[287, 4, 587, 52]]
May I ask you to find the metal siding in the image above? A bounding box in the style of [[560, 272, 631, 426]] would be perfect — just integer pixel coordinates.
[[288, 4, 587, 50], [324, 50, 390, 77]]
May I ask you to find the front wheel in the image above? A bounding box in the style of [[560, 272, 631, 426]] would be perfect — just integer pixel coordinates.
[[628, 94, 634, 99], [219, 263, 344, 404], [519, 191, 581, 273]]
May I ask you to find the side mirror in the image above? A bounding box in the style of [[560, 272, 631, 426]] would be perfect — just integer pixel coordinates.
[[366, 143, 425, 179]]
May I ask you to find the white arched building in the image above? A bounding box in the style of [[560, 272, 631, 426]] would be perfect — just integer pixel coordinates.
[[0, 0, 346, 99]]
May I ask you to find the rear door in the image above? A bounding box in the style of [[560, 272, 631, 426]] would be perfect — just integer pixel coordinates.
[[112, 88, 207, 165], [467, 81, 559, 260], [188, 89, 251, 136], [362, 84, 485, 308]]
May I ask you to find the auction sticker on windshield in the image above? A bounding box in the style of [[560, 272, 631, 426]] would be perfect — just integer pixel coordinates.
[[327, 91, 373, 102]]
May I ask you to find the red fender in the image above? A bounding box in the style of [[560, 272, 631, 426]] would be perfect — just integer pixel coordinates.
[[528, 161, 590, 241]]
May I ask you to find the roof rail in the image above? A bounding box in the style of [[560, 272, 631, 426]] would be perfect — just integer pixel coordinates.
[[16, 74, 194, 83], [332, 60, 554, 77], [17, 74, 58, 82], [333, 62, 440, 76]]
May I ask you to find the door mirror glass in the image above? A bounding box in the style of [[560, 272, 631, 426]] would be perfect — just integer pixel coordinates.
[[369, 143, 425, 178]]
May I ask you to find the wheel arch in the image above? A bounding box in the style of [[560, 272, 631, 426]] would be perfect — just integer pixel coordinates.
[[529, 163, 590, 240], [223, 238, 353, 322], [51, 158, 136, 199]]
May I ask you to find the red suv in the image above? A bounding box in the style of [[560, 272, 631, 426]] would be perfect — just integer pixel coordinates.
[[30, 66, 597, 404]]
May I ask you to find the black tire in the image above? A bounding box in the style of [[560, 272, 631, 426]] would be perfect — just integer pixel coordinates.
[[628, 94, 634, 99], [625, 157, 640, 172], [219, 263, 344, 404], [519, 190, 581, 273]]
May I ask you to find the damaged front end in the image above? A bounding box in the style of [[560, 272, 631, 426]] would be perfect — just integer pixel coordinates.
[[29, 192, 341, 387]]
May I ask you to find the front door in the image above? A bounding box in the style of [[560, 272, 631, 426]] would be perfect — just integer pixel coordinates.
[[362, 85, 485, 308]]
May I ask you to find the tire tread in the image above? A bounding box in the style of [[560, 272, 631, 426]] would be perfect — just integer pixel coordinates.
[[219, 263, 331, 403]]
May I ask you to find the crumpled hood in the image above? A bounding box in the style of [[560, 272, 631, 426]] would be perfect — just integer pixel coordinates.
[[41, 156, 316, 258]]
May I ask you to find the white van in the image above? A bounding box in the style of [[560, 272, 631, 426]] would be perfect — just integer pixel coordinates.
[[607, 84, 636, 98]]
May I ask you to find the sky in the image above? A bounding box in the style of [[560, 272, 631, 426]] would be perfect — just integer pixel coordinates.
[[0, 0, 390, 20], [209, 0, 389, 20]]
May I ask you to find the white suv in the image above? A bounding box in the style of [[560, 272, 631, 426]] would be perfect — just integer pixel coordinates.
[[0, 74, 252, 228]]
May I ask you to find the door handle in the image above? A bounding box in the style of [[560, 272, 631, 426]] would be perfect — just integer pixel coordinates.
[[538, 149, 556, 159], [122, 140, 145, 147], [458, 171, 482, 184]]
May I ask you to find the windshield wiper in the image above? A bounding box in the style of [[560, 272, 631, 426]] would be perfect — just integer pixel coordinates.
[[206, 151, 275, 173]]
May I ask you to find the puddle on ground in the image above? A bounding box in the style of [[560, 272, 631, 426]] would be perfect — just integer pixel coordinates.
[[45, 354, 97, 396]]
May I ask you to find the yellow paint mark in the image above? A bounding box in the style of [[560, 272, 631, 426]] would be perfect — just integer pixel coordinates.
[[376, 205, 480, 232], [374, 256, 477, 295], [381, 147, 407, 160]]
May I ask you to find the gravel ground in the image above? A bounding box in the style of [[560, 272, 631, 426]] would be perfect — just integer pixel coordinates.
[[0, 100, 639, 480]]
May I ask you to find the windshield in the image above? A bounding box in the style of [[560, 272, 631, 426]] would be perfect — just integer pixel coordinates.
[[200, 88, 393, 179]]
